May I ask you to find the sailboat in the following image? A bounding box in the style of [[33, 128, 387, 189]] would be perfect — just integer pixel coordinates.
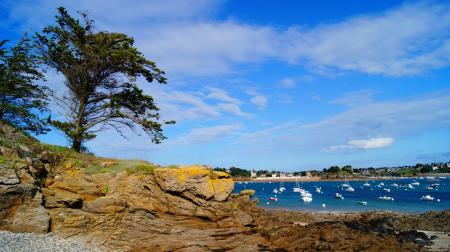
[[341, 176, 350, 188], [293, 177, 302, 192]]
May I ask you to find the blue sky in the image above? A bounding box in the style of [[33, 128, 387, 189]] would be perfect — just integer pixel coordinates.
[[1, 0, 450, 171]]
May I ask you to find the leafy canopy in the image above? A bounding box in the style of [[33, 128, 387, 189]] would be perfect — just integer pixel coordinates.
[[35, 7, 174, 151], [0, 37, 50, 134]]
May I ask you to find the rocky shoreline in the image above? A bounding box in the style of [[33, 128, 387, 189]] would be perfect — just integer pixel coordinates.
[[1, 123, 449, 251]]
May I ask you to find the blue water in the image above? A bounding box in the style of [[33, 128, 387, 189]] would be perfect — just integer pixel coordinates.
[[234, 177, 450, 213]]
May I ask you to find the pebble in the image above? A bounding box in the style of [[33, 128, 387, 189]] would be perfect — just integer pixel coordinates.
[[0, 230, 101, 252]]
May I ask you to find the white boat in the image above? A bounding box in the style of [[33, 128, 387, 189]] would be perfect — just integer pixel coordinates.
[[315, 187, 322, 193], [378, 196, 394, 201], [383, 188, 391, 193], [363, 182, 371, 187], [293, 187, 302, 192], [390, 183, 399, 187], [425, 186, 434, 190], [273, 189, 278, 194], [301, 196, 312, 202], [378, 182, 385, 186], [345, 186, 355, 192], [410, 181, 420, 186], [300, 191, 312, 197], [407, 184, 414, 189], [357, 200, 368, 205], [335, 193, 344, 199], [421, 195, 435, 201], [341, 176, 350, 187]]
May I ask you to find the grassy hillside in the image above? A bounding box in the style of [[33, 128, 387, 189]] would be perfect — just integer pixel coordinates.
[[0, 121, 161, 177]]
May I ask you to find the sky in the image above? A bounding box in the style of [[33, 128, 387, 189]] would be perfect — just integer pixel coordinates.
[[1, 0, 450, 171]]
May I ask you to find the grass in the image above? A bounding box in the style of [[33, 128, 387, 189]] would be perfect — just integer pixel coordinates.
[[85, 159, 158, 175], [0, 154, 9, 164]]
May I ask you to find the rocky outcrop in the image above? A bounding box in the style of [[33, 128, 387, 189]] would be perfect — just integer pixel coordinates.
[[36, 166, 269, 251], [154, 166, 234, 202], [0, 165, 49, 234]]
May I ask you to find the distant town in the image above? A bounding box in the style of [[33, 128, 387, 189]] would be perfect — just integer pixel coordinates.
[[214, 161, 450, 179]]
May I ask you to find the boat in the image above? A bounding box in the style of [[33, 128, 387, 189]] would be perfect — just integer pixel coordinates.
[[269, 197, 278, 202], [383, 188, 391, 193], [345, 186, 355, 192], [315, 187, 322, 193], [362, 182, 371, 187], [272, 189, 278, 194], [300, 191, 312, 197], [357, 200, 368, 205], [407, 184, 414, 189], [421, 195, 435, 201], [335, 193, 344, 199], [378, 196, 394, 201], [390, 183, 399, 187], [431, 183, 440, 187], [410, 181, 420, 186], [341, 176, 350, 187], [425, 186, 434, 190], [293, 178, 302, 192], [293, 187, 302, 192], [378, 182, 385, 186], [301, 196, 312, 202]]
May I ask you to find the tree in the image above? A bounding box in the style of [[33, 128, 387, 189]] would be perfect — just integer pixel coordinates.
[[229, 167, 251, 177], [0, 38, 50, 134], [35, 7, 173, 151], [342, 165, 353, 174]]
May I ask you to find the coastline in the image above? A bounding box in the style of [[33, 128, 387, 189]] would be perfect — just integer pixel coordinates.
[[235, 173, 450, 182]]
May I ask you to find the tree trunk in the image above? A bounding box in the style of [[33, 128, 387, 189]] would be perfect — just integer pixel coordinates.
[[72, 138, 82, 152]]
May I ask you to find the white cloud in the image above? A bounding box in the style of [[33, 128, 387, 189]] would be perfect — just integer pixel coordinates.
[[177, 123, 242, 145], [282, 2, 450, 76], [206, 87, 241, 104], [5, 1, 450, 76], [217, 103, 251, 117], [240, 91, 450, 153], [250, 95, 268, 110], [331, 89, 375, 107], [325, 137, 394, 152], [280, 78, 296, 88]]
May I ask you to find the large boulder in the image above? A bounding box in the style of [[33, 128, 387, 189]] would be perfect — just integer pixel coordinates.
[[154, 166, 234, 202]]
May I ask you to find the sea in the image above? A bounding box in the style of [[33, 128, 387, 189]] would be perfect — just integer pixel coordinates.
[[233, 177, 450, 213]]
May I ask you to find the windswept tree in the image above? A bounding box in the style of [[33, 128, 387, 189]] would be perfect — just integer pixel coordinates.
[[0, 38, 50, 134], [35, 7, 174, 152]]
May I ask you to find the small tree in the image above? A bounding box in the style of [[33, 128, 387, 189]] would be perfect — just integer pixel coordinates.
[[35, 8, 173, 151], [0, 38, 50, 134]]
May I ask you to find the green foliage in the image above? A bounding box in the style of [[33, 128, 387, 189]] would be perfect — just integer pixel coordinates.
[[0, 38, 50, 134], [229, 166, 251, 177], [213, 167, 227, 173], [35, 7, 174, 152], [125, 163, 157, 175]]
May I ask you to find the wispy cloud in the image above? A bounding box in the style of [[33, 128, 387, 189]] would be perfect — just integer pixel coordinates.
[[176, 123, 242, 145], [250, 95, 268, 110], [325, 137, 394, 152], [240, 91, 450, 154], [331, 89, 375, 107], [4, 1, 450, 76]]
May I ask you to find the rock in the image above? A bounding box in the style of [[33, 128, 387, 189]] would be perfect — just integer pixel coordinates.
[[0, 165, 19, 185], [10, 193, 49, 234], [43, 188, 83, 209], [83, 196, 126, 214], [154, 166, 234, 202]]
